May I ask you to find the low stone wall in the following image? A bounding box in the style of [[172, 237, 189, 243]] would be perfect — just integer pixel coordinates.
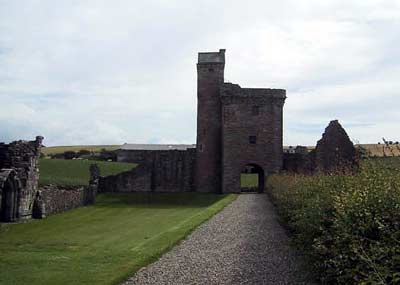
[[40, 185, 96, 216]]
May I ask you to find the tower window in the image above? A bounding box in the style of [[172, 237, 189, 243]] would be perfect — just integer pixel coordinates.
[[249, 136, 257, 144], [252, 106, 259, 116], [208, 68, 214, 72]]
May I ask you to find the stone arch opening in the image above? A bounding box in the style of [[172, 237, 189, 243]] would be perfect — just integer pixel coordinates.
[[0, 171, 20, 222], [240, 163, 265, 193]]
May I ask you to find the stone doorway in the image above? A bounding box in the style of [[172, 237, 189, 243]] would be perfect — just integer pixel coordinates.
[[240, 164, 265, 193], [0, 171, 20, 222]]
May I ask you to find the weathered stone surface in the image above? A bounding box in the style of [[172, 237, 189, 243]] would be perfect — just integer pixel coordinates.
[[195, 49, 225, 193], [195, 49, 286, 193], [283, 146, 314, 173], [0, 136, 43, 221], [39, 185, 89, 215], [99, 164, 152, 193], [220, 83, 285, 193], [0, 169, 21, 222], [116, 149, 196, 192], [314, 120, 357, 173], [32, 190, 46, 219]]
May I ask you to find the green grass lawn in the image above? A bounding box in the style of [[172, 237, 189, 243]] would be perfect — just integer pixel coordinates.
[[240, 173, 258, 187], [0, 192, 237, 285], [39, 159, 136, 187]]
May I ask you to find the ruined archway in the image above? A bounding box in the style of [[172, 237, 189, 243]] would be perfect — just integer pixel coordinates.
[[240, 163, 265, 193], [0, 170, 21, 222]]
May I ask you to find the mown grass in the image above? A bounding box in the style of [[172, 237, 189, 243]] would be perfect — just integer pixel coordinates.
[[240, 173, 258, 187], [0, 192, 237, 285], [39, 159, 136, 186], [41, 145, 120, 156], [267, 157, 400, 284]]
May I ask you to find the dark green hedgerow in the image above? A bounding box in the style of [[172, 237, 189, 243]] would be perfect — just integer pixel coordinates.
[[267, 158, 400, 284]]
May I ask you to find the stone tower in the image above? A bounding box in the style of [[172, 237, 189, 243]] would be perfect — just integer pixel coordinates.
[[220, 84, 286, 193], [195, 49, 225, 193]]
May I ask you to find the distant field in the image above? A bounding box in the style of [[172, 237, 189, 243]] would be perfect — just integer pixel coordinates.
[[359, 144, 400, 157], [284, 144, 400, 157], [39, 159, 136, 186], [0, 192, 237, 285], [241, 173, 258, 187], [41, 145, 120, 155]]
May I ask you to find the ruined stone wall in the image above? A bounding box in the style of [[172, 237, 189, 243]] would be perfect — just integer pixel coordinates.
[[98, 164, 152, 192], [221, 84, 286, 193], [39, 186, 86, 215], [0, 169, 21, 222], [314, 120, 357, 173], [0, 136, 43, 220], [106, 148, 196, 192]]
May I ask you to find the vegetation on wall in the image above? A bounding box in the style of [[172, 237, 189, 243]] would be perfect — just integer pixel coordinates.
[[267, 157, 400, 284]]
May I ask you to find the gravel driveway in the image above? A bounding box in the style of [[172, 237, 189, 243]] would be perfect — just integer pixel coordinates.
[[124, 194, 316, 285]]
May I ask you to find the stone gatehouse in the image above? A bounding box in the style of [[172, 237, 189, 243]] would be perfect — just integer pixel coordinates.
[[116, 49, 286, 193], [196, 49, 285, 193]]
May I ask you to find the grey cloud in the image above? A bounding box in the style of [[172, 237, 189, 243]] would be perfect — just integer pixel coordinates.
[[0, 0, 399, 145]]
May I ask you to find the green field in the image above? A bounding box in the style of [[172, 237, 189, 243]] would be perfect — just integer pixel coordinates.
[[39, 159, 136, 186], [240, 173, 258, 187], [41, 145, 120, 156], [0, 192, 237, 285]]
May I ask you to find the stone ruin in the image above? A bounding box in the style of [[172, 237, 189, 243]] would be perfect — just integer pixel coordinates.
[[0, 136, 43, 222], [0, 136, 98, 223], [283, 120, 358, 174], [313, 120, 357, 172]]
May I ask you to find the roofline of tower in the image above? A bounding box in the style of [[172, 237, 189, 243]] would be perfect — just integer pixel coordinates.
[[198, 49, 226, 64]]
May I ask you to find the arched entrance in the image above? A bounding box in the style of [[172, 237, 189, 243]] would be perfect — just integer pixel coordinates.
[[0, 171, 20, 222], [240, 164, 265, 193]]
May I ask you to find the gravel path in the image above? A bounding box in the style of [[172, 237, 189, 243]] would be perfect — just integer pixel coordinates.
[[124, 194, 316, 285]]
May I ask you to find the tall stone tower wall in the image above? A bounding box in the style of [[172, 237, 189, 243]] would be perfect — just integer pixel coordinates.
[[220, 84, 286, 193], [195, 49, 225, 193]]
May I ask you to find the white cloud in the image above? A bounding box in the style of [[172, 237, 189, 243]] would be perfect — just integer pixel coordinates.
[[0, 0, 399, 146]]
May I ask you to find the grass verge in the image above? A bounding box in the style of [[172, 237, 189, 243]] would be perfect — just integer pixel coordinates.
[[0, 192, 237, 285]]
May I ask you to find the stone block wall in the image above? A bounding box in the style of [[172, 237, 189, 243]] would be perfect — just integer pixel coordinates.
[[39, 185, 89, 215], [98, 164, 152, 192], [113, 149, 196, 192], [0, 136, 43, 221], [314, 120, 357, 173], [220, 84, 286, 193], [195, 49, 225, 193]]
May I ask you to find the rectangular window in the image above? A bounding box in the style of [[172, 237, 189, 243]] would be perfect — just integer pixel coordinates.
[[252, 106, 259, 116], [249, 136, 257, 144]]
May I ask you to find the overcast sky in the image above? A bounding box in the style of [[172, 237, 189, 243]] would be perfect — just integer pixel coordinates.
[[0, 0, 399, 146]]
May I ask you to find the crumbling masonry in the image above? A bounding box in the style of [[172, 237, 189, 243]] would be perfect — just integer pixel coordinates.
[[0, 136, 43, 222]]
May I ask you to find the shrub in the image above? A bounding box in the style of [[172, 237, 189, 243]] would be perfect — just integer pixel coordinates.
[[267, 158, 400, 284], [63, 151, 76, 160], [76, 149, 91, 157]]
